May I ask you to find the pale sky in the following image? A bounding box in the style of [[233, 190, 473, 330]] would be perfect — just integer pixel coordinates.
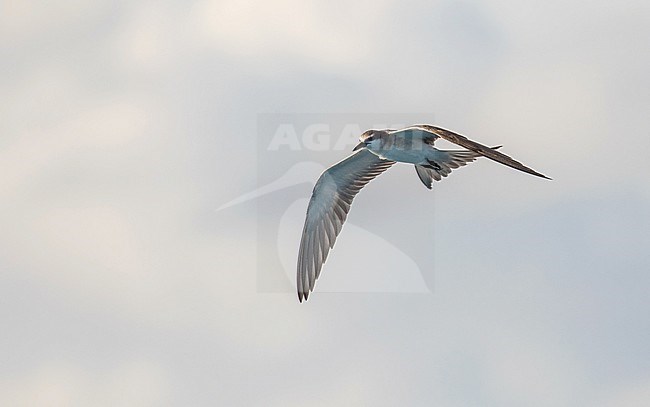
[[1, 1, 649, 406]]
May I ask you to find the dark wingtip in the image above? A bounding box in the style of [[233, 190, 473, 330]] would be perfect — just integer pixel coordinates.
[[533, 172, 552, 180]]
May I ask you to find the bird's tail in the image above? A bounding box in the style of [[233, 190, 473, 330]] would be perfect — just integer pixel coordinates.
[[414, 146, 502, 189]]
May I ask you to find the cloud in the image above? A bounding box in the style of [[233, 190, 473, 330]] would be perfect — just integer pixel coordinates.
[[189, 0, 391, 69], [602, 379, 650, 407], [0, 1, 110, 41], [1, 0, 649, 405], [483, 332, 586, 406], [0, 361, 169, 407]]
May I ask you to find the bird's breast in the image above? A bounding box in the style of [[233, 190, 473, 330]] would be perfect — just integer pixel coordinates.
[[372, 142, 433, 164]]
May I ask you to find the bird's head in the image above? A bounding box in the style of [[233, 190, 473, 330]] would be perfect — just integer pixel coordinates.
[[353, 129, 387, 151]]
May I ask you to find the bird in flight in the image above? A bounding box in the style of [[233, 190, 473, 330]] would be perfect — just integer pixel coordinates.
[[297, 125, 550, 302]]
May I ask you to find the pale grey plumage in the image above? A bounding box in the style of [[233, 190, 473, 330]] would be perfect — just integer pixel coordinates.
[[298, 125, 549, 302], [407, 125, 551, 179], [414, 149, 489, 189], [297, 149, 394, 302]]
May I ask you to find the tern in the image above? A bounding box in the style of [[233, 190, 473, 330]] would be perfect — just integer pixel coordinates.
[[297, 125, 550, 302]]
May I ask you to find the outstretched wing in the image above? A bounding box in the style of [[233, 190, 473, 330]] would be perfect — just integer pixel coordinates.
[[414, 148, 501, 189], [412, 125, 551, 179], [297, 149, 395, 302]]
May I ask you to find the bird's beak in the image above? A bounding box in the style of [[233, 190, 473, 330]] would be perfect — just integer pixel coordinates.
[[353, 141, 366, 151]]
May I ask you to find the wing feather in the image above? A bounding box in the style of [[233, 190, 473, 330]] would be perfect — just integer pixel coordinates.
[[413, 125, 551, 179], [414, 149, 484, 188], [297, 149, 395, 302]]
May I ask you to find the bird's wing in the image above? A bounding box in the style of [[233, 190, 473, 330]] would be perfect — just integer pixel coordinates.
[[412, 125, 551, 179], [297, 149, 395, 302], [414, 148, 500, 189]]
